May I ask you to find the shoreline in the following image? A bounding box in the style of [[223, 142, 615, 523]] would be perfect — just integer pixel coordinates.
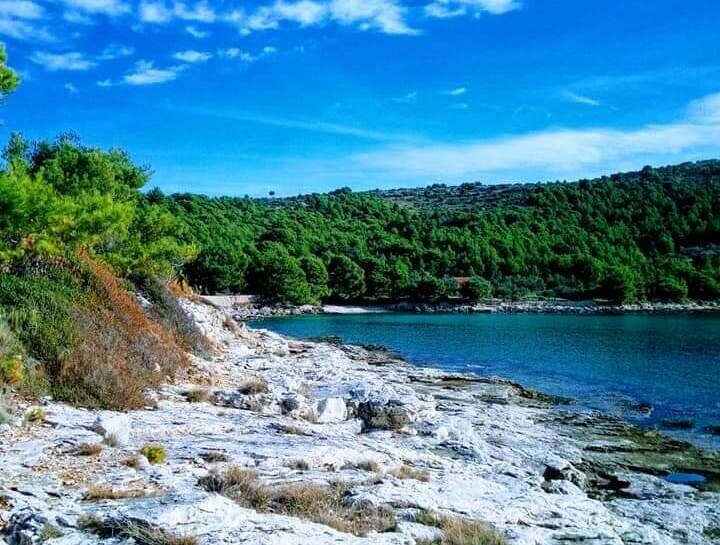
[[207, 296, 720, 320], [2, 298, 719, 544]]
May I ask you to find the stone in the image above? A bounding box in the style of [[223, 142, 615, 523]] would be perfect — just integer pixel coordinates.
[[92, 413, 131, 446], [313, 397, 347, 423], [356, 400, 409, 430]]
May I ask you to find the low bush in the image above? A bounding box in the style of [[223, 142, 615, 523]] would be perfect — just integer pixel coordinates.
[[238, 376, 268, 395], [139, 276, 213, 358], [199, 467, 396, 535], [79, 516, 197, 545], [23, 406, 45, 423], [83, 484, 148, 501], [140, 444, 167, 464], [73, 443, 103, 456], [389, 464, 430, 482], [414, 510, 506, 545]]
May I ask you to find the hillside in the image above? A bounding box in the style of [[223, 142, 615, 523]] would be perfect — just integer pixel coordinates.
[[164, 160, 720, 304]]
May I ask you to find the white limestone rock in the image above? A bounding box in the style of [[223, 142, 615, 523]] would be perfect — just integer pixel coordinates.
[[92, 413, 130, 446]]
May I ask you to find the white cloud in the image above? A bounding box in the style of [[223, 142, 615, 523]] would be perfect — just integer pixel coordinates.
[[172, 49, 211, 63], [99, 43, 134, 60], [393, 90, 417, 103], [271, 0, 327, 26], [185, 24, 208, 37], [139, 1, 215, 23], [124, 60, 183, 85], [0, 17, 52, 40], [444, 86, 467, 96], [218, 45, 278, 63], [329, 0, 417, 35], [228, 0, 416, 35], [64, 82, 78, 93], [96, 78, 112, 87], [30, 51, 96, 71], [687, 92, 720, 125], [425, 0, 520, 18], [354, 92, 720, 181], [63, 10, 94, 23], [60, 0, 130, 16], [0, 0, 53, 40], [0, 1, 43, 19], [564, 91, 600, 107]]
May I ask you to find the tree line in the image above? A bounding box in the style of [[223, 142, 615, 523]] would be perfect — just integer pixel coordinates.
[[155, 161, 720, 304]]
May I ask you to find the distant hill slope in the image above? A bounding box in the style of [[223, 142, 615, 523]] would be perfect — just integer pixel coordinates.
[[259, 160, 720, 212], [165, 160, 720, 304]]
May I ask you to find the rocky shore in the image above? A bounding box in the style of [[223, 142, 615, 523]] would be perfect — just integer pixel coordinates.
[[219, 297, 720, 321], [2, 298, 719, 545]]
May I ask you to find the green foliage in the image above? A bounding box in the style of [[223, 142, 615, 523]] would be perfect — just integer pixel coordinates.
[[141, 443, 167, 464], [0, 44, 19, 98], [464, 276, 493, 300], [168, 161, 720, 304]]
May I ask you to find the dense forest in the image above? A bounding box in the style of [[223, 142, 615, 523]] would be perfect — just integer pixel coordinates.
[[159, 161, 720, 304]]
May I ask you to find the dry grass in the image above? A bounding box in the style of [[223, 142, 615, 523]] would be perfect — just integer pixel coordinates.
[[122, 455, 142, 469], [39, 523, 63, 541], [389, 464, 430, 482], [83, 484, 148, 501], [73, 442, 103, 456], [275, 423, 308, 436], [184, 388, 210, 403], [414, 511, 506, 545], [345, 460, 381, 473], [58, 253, 187, 411], [199, 467, 396, 536], [200, 451, 228, 463], [287, 459, 310, 471], [79, 515, 197, 545], [238, 376, 269, 395]]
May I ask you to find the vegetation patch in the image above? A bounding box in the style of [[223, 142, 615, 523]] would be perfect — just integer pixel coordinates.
[[414, 510, 506, 545], [140, 444, 167, 464], [83, 484, 149, 501], [389, 464, 430, 482], [237, 376, 269, 395], [184, 388, 210, 403], [73, 443, 103, 456], [79, 515, 197, 545], [199, 467, 397, 535]]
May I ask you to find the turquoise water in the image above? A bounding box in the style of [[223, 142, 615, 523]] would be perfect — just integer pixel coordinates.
[[253, 312, 720, 449]]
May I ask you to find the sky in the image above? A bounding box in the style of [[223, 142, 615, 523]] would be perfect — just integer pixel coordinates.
[[0, 0, 719, 196]]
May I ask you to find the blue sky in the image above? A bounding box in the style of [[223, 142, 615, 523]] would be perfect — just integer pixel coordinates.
[[0, 0, 719, 196]]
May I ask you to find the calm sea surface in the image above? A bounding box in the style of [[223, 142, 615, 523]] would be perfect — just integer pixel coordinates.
[[253, 312, 720, 449]]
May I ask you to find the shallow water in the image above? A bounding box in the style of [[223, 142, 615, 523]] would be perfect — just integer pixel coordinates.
[[253, 312, 720, 449]]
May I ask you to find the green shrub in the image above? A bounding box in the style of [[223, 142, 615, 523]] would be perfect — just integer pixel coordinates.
[[141, 444, 167, 464]]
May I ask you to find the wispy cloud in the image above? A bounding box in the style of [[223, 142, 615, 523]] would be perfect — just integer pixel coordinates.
[[99, 44, 135, 60], [139, 1, 215, 23], [30, 51, 96, 71], [425, 0, 521, 18], [444, 86, 467, 96], [226, 0, 418, 36], [181, 106, 419, 142], [563, 91, 600, 107], [393, 90, 417, 103], [124, 60, 184, 85], [0, 0, 53, 41], [185, 24, 208, 37], [96, 78, 112, 87], [60, 0, 130, 16], [0, 1, 43, 19], [172, 49, 211, 63], [353, 92, 720, 181], [64, 82, 78, 93]]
